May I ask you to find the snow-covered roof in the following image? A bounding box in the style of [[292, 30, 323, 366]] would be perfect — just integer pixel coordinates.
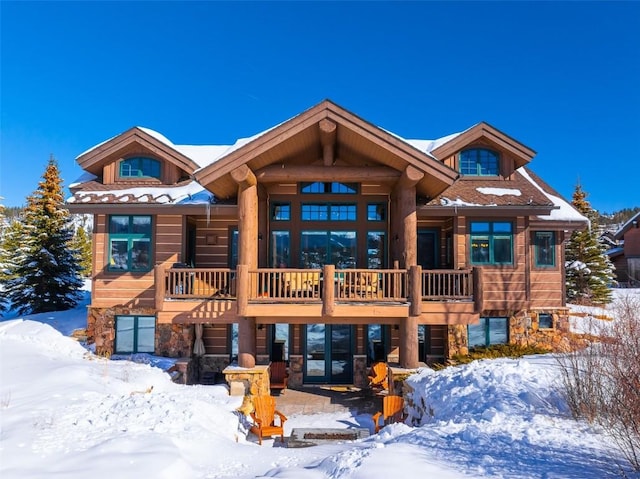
[[614, 211, 640, 240], [518, 167, 588, 223], [68, 171, 98, 188], [476, 187, 522, 197], [404, 132, 464, 156], [66, 181, 214, 205]]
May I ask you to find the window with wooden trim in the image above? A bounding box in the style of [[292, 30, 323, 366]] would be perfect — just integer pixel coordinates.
[[468, 317, 509, 347], [538, 313, 554, 329], [367, 203, 386, 221], [301, 204, 356, 221], [534, 231, 556, 267], [108, 215, 152, 271], [470, 221, 513, 265], [119, 157, 161, 179], [460, 148, 499, 176], [301, 182, 357, 194], [271, 203, 290, 221], [115, 315, 155, 353]]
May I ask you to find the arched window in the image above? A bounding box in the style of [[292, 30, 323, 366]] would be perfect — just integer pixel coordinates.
[[119, 157, 161, 179], [459, 148, 499, 176]]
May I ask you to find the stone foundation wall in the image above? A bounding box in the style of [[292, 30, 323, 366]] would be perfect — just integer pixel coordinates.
[[353, 355, 368, 388], [447, 308, 573, 358], [223, 365, 270, 396], [87, 307, 194, 358], [510, 309, 572, 352], [157, 323, 193, 358], [447, 325, 469, 357], [288, 355, 304, 388], [199, 354, 231, 385], [87, 306, 156, 356]]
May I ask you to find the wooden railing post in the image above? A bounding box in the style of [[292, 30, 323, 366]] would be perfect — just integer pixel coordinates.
[[237, 264, 248, 316], [155, 264, 167, 310], [473, 267, 484, 313], [409, 265, 422, 317], [322, 264, 335, 317]]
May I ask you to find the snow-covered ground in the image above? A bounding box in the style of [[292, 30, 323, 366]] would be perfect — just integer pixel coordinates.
[[1, 287, 639, 478]]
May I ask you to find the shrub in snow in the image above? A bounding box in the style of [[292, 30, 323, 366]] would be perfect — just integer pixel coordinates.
[[557, 293, 640, 470]]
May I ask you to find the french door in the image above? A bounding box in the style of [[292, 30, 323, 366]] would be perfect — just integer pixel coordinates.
[[304, 324, 353, 384]]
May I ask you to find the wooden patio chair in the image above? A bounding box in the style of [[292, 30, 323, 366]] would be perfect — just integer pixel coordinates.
[[249, 395, 288, 445], [355, 271, 380, 298], [372, 395, 406, 433], [368, 361, 389, 391], [269, 361, 288, 393], [283, 271, 320, 297]]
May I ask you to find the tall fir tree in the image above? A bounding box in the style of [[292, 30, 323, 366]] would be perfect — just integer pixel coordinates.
[[565, 184, 614, 305], [4, 157, 84, 314], [70, 221, 92, 277], [0, 203, 8, 314], [0, 216, 29, 315]]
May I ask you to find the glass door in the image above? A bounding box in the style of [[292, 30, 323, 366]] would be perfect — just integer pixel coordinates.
[[304, 324, 353, 383], [418, 229, 439, 270], [300, 231, 356, 269]]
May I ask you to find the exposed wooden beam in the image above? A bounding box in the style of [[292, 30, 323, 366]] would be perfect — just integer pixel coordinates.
[[230, 164, 257, 188], [319, 119, 337, 166], [255, 165, 401, 182], [394, 165, 424, 191]]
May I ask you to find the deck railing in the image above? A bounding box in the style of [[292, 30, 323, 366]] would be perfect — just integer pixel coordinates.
[[165, 268, 235, 300], [421, 269, 473, 301], [161, 266, 476, 304]]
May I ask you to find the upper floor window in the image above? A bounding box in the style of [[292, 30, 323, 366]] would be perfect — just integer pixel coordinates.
[[460, 148, 499, 176], [470, 221, 513, 265], [119, 157, 161, 179], [367, 203, 386, 222], [302, 204, 356, 221], [301, 182, 357, 194], [534, 231, 556, 267], [271, 203, 291, 221], [108, 215, 152, 271]]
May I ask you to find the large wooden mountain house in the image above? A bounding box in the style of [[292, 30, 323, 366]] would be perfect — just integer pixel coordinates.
[[67, 100, 588, 389]]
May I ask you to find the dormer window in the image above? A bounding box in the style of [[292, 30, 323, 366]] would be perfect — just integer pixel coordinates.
[[120, 157, 161, 179], [460, 148, 499, 176]]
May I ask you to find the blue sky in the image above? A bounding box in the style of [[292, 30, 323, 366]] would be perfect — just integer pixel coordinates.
[[1, 1, 638, 213]]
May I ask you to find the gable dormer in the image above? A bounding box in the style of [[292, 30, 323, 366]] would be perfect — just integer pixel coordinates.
[[75, 127, 199, 187], [431, 122, 536, 180]]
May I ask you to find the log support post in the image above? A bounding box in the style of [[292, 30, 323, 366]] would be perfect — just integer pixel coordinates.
[[231, 165, 258, 368], [154, 264, 167, 311], [322, 264, 335, 317], [392, 166, 423, 268]]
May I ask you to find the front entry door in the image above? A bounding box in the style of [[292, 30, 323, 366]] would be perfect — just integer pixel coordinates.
[[418, 229, 439, 270], [304, 324, 353, 384]]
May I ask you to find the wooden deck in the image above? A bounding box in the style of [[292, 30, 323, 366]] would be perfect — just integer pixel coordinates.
[[156, 265, 482, 323]]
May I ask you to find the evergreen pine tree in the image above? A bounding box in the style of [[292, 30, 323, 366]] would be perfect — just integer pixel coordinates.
[[4, 157, 84, 314], [1, 217, 29, 314], [70, 220, 92, 277], [0, 203, 8, 314], [565, 184, 614, 304]]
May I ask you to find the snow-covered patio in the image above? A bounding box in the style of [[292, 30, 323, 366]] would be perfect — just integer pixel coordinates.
[[1, 287, 638, 478]]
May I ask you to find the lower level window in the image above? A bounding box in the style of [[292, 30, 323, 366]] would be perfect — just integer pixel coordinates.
[[468, 317, 509, 347], [115, 315, 156, 353], [538, 313, 553, 329]]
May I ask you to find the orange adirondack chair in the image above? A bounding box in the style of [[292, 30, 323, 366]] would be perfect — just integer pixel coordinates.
[[368, 361, 389, 391], [270, 361, 288, 393], [249, 395, 288, 445], [372, 395, 406, 433]]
